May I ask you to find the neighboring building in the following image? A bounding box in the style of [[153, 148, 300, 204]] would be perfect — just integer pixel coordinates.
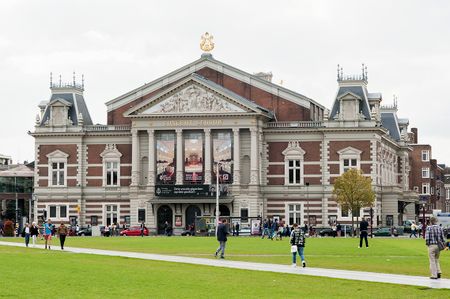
[[0, 154, 12, 170], [30, 53, 418, 233], [0, 164, 34, 225], [443, 167, 450, 212]]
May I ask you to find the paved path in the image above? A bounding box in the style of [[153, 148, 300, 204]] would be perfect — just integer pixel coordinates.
[[1, 241, 449, 289]]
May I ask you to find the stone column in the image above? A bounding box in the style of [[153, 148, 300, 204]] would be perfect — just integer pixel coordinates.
[[204, 128, 211, 185], [250, 127, 259, 185], [147, 129, 155, 185], [131, 129, 139, 186], [233, 128, 240, 184], [176, 129, 183, 185]]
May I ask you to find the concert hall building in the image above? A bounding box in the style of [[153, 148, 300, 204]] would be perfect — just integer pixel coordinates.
[[31, 52, 418, 234]]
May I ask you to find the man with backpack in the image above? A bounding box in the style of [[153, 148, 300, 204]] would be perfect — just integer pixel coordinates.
[[290, 223, 306, 268]]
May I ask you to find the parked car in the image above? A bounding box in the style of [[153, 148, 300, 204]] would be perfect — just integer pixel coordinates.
[[372, 227, 391, 237], [402, 220, 415, 233], [318, 228, 335, 237], [77, 227, 92, 236], [120, 226, 149, 236], [181, 229, 195, 236]]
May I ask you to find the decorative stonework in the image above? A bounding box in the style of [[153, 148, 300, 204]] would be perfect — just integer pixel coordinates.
[[143, 85, 245, 114], [100, 144, 122, 159]]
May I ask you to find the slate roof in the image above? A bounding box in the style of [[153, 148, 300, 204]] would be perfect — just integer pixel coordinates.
[[329, 85, 371, 120], [380, 111, 401, 141], [40, 89, 93, 126]]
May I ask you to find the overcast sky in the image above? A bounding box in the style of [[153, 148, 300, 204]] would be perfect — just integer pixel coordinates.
[[1, 0, 449, 164]]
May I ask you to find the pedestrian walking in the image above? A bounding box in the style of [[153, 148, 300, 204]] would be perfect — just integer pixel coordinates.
[[23, 223, 30, 247], [30, 222, 39, 247], [359, 217, 369, 248], [140, 221, 145, 237], [410, 222, 418, 238], [57, 222, 69, 250], [214, 219, 229, 259], [290, 223, 306, 268], [43, 219, 54, 250], [425, 216, 446, 279], [270, 220, 278, 240], [261, 220, 269, 239], [276, 223, 284, 240], [336, 223, 342, 237], [235, 222, 240, 237]]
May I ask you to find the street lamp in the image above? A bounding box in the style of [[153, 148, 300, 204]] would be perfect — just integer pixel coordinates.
[[422, 203, 426, 239], [305, 182, 310, 226], [370, 207, 374, 238], [215, 161, 221, 237]]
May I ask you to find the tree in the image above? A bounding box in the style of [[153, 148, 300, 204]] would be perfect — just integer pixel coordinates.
[[333, 169, 375, 236]]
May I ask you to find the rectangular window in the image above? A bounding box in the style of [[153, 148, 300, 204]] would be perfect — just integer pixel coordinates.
[[91, 216, 98, 226], [51, 162, 65, 186], [287, 204, 301, 225], [106, 162, 119, 186], [446, 188, 450, 200], [431, 187, 434, 195], [421, 150, 430, 161], [60, 206, 67, 218], [105, 205, 119, 226], [138, 209, 146, 223], [422, 168, 430, 178], [49, 206, 57, 218], [287, 159, 301, 184], [386, 215, 394, 227], [240, 208, 248, 222], [341, 209, 349, 218], [342, 158, 358, 173]]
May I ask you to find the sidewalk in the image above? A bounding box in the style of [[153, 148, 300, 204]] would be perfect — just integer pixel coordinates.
[[1, 240, 449, 289]]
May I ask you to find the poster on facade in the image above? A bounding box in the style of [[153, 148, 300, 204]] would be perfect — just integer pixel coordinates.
[[184, 132, 203, 183], [251, 219, 261, 235], [156, 133, 176, 184], [213, 131, 233, 184]]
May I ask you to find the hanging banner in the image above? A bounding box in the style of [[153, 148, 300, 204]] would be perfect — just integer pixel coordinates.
[[184, 132, 204, 183], [213, 131, 233, 184], [155, 184, 229, 197], [156, 133, 176, 184]]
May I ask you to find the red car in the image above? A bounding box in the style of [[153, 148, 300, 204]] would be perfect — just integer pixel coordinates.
[[120, 226, 149, 236]]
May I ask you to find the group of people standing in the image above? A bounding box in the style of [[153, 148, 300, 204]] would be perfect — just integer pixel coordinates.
[[21, 219, 69, 250]]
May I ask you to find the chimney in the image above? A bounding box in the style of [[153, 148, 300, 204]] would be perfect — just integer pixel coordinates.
[[411, 128, 418, 144]]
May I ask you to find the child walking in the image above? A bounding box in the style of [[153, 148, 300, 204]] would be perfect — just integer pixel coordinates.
[[290, 223, 306, 268]]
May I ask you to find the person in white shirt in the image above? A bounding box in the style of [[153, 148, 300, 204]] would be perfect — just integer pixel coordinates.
[[23, 223, 31, 247]]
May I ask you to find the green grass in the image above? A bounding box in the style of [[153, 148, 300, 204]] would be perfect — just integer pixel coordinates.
[[0, 246, 448, 299], [3, 236, 448, 278]]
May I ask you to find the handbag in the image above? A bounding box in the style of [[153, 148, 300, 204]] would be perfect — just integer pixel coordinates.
[[290, 245, 298, 253]]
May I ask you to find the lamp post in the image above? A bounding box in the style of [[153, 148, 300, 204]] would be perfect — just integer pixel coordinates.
[[215, 161, 220, 237], [14, 175, 18, 226], [305, 182, 310, 226], [422, 203, 426, 239], [370, 207, 373, 238]]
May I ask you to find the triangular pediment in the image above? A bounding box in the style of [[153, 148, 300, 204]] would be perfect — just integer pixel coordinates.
[[46, 149, 69, 159], [337, 146, 362, 156], [125, 74, 272, 117], [49, 98, 72, 107], [338, 91, 361, 101]]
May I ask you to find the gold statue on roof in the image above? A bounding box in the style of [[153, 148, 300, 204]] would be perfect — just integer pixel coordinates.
[[200, 32, 214, 52]]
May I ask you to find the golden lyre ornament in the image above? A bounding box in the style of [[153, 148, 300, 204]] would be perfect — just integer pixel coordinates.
[[200, 32, 214, 52]]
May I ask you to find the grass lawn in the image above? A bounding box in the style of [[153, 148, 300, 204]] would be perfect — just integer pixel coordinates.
[[2, 236, 449, 277], [0, 246, 449, 299]]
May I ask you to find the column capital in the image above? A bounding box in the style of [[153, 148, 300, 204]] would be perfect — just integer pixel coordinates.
[[131, 128, 139, 135], [232, 128, 240, 134], [249, 127, 258, 133], [176, 128, 183, 135], [147, 129, 155, 135], [204, 128, 211, 134]]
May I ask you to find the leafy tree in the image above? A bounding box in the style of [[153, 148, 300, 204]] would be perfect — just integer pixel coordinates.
[[333, 169, 375, 236]]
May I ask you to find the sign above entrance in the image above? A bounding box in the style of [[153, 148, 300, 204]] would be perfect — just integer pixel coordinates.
[[155, 184, 228, 197]]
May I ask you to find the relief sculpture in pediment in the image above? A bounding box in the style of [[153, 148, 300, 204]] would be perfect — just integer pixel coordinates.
[[150, 85, 245, 114]]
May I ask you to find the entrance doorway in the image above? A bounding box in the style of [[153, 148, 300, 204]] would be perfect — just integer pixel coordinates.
[[157, 205, 173, 234], [185, 205, 201, 229]]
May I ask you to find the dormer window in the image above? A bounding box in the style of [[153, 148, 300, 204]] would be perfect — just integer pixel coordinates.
[[282, 141, 306, 185]]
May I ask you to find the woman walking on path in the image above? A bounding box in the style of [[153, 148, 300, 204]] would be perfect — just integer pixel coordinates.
[[290, 223, 306, 268], [43, 219, 54, 250], [30, 222, 39, 247], [57, 222, 69, 250], [23, 223, 30, 247]]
